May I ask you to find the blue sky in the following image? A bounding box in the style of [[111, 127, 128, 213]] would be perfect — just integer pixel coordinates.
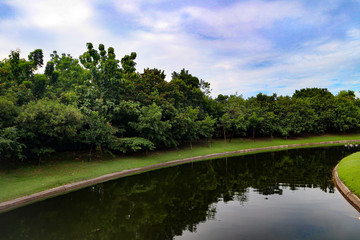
[[1, 0, 360, 97]]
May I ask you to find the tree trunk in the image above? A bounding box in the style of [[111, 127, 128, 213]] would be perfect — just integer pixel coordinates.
[[98, 144, 102, 155], [190, 141, 193, 150], [88, 145, 93, 161], [252, 127, 255, 139], [223, 126, 227, 143]]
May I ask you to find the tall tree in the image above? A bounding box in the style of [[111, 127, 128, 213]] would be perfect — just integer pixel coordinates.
[[16, 99, 84, 164], [293, 88, 335, 133], [219, 95, 247, 142], [332, 91, 360, 132], [130, 103, 172, 148]]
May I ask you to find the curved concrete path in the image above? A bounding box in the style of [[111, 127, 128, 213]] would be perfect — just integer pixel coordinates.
[[333, 164, 360, 213], [1, 139, 360, 213]]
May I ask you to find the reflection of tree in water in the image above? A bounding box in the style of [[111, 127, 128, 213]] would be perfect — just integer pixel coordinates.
[[0, 146, 357, 240]]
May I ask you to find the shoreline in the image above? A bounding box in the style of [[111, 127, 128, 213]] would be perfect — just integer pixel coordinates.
[[1, 139, 360, 213], [333, 164, 360, 213]]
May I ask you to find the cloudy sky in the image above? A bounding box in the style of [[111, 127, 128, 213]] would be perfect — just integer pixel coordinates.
[[1, 0, 360, 97]]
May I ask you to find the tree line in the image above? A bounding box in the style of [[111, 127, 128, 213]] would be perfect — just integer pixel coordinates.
[[1, 43, 359, 164]]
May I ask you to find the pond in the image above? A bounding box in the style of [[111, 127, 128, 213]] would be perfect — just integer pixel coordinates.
[[0, 146, 360, 240]]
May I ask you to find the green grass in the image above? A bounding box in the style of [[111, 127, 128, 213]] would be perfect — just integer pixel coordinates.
[[337, 151, 360, 197], [1, 133, 360, 203]]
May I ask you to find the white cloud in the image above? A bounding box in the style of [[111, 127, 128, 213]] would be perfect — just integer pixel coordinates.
[[212, 28, 360, 97], [0, 0, 111, 61], [5, 0, 94, 29], [0, 0, 359, 99], [347, 28, 360, 39], [115, 1, 140, 13], [184, 1, 304, 28]]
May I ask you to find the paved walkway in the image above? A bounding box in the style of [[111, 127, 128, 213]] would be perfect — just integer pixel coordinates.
[[1, 139, 360, 213]]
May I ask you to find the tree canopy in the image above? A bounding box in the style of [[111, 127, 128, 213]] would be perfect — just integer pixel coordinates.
[[1, 43, 360, 164]]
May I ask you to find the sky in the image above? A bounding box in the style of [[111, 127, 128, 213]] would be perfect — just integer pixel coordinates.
[[1, 0, 360, 98]]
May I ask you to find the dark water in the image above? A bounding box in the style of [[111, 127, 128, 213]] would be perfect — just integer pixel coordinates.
[[1, 146, 360, 240]]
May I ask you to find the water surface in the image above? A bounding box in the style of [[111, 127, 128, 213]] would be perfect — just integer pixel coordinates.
[[0, 146, 359, 239]]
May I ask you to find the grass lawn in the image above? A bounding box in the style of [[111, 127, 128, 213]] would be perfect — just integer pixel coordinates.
[[1, 133, 360, 203], [337, 151, 360, 198]]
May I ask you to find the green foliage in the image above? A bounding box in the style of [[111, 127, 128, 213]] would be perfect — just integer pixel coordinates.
[[219, 95, 247, 140], [333, 95, 360, 132], [114, 137, 155, 153], [198, 116, 216, 140], [0, 127, 25, 163], [0, 96, 18, 128], [17, 99, 84, 142], [247, 112, 264, 138], [337, 90, 356, 100], [32, 74, 47, 98], [1, 44, 360, 164], [121, 52, 137, 74], [46, 51, 86, 89], [79, 43, 124, 95], [172, 106, 201, 147], [28, 49, 44, 69], [273, 96, 318, 137], [130, 103, 172, 147], [249, 93, 277, 138], [260, 111, 278, 138], [170, 69, 209, 112], [293, 88, 335, 133], [13, 99, 84, 162], [6, 49, 40, 85], [79, 110, 116, 150], [31, 147, 55, 162]]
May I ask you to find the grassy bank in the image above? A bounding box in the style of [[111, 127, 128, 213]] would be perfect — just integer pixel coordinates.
[[1, 134, 360, 203], [337, 151, 360, 198]]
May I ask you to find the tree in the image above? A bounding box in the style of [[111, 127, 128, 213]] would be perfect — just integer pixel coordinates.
[[172, 106, 201, 149], [198, 116, 216, 144], [28, 49, 44, 70], [0, 127, 25, 164], [332, 91, 360, 132], [274, 96, 317, 138], [0, 96, 18, 128], [32, 74, 47, 99], [45, 51, 87, 89], [8, 49, 22, 83], [245, 97, 265, 138], [260, 111, 278, 139], [247, 112, 264, 139], [121, 52, 137, 74], [5, 49, 42, 85], [114, 137, 155, 153], [293, 88, 335, 133], [79, 110, 117, 157], [130, 103, 172, 148], [170, 69, 210, 114], [337, 90, 356, 101], [219, 95, 247, 142], [253, 93, 277, 138], [16, 99, 84, 164]]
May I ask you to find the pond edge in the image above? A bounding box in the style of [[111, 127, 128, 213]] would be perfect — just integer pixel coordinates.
[[1, 139, 360, 213], [333, 164, 360, 213]]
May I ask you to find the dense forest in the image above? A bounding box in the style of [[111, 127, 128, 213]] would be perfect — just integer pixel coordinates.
[[1, 43, 360, 164]]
